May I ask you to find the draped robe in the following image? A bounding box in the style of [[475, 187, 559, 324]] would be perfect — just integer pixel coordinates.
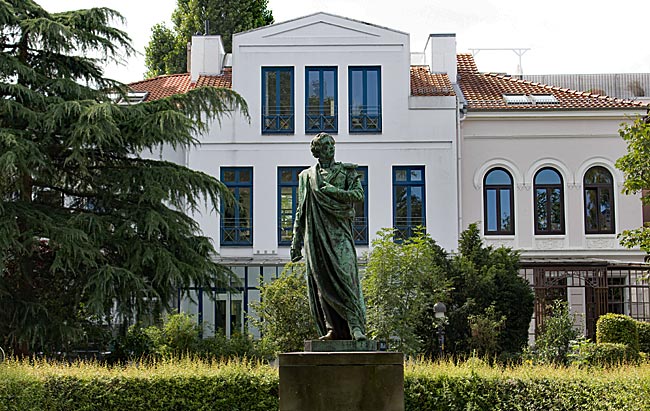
[[293, 162, 366, 339]]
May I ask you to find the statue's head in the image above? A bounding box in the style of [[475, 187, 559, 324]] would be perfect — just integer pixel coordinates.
[[310, 133, 335, 159]]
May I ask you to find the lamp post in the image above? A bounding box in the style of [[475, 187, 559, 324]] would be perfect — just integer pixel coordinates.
[[433, 302, 447, 357]]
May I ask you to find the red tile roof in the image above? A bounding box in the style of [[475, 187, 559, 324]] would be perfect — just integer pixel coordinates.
[[130, 61, 648, 111], [457, 54, 648, 110], [410, 66, 455, 96], [128, 69, 232, 102]]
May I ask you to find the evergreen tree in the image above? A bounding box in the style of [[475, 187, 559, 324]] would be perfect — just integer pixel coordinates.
[[145, 0, 274, 78], [0, 1, 248, 354]]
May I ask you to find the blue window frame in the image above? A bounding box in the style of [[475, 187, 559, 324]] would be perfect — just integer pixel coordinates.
[[349, 66, 381, 133], [534, 167, 565, 235], [306, 67, 338, 133], [220, 167, 253, 246], [393, 166, 425, 240], [278, 166, 308, 245], [353, 166, 368, 245], [262, 67, 294, 134], [483, 168, 514, 235]]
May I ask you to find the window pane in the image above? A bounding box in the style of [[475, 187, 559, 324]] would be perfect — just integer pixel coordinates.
[[395, 169, 407, 181], [486, 169, 511, 186], [239, 188, 251, 225], [410, 186, 423, 221], [366, 69, 379, 115], [215, 300, 226, 333], [223, 170, 235, 183], [500, 189, 511, 231], [321, 70, 336, 110], [585, 189, 599, 231], [281, 169, 293, 183], [585, 166, 612, 184], [411, 169, 422, 181], [279, 71, 292, 115], [350, 70, 363, 115], [395, 186, 407, 219], [307, 70, 320, 113], [536, 188, 548, 231], [230, 299, 242, 334], [265, 71, 276, 115], [239, 169, 251, 183], [599, 189, 612, 231], [486, 189, 497, 232], [550, 188, 562, 231], [535, 168, 561, 185]]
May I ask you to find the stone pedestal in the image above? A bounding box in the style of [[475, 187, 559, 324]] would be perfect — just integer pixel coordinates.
[[279, 350, 404, 411]]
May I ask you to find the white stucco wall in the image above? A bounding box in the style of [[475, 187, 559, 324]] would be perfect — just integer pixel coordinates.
[[185, 13, 460, 259], [461, 110, 647, 261]]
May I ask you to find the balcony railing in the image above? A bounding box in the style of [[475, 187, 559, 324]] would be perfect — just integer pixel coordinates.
[[350, 105, 381, 132], [221, 218, 252, 245]]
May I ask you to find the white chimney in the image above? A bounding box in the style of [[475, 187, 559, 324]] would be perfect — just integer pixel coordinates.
[[424, 34, 457, 83], [190, 35, 224, 82]]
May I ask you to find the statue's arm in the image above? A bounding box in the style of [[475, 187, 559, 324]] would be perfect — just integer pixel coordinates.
[[321, 168, 364, 202]]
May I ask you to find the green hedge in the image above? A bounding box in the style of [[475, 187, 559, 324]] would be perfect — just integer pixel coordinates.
[[596, 313, 640, 352], [577, 342, 641, 367], [637, 321, 650, 353], [2, 359, 650, 411]]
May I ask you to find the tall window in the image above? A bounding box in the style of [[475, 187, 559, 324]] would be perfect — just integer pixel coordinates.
[[534, 167, 565, 235], [306, 67, 337, 133], [353, 166, 368, 245], [584, 166, 615, 234], [349, 66, 381, 133], [220, 167, 253, 246], [262, 67, 294, 134], [278, 167, 308, 245], [484, 168, 514, 235], [393, 166, 425, 240]]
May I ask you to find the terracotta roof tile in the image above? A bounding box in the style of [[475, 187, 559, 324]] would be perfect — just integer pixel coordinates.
[[129, 73, 191, 102], [195, 68, 232, 89], [128, 69, 233, 102], [457, 53, 648, 110], [410, 66, 455, 96]]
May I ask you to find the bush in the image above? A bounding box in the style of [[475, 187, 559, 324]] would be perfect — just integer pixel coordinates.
[[3, 359, 650, 410], [529, 300, 579, 365], [637, 321, 650, 353], [250, 263, 318, 353], [582, 342, 641, 366], [596, 313, 639, 352]]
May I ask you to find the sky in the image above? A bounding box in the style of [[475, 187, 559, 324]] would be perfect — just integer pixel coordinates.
[[38, 0, 650, 84]]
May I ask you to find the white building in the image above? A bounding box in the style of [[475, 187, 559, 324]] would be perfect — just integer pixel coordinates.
[[130, 12, 649, 340]]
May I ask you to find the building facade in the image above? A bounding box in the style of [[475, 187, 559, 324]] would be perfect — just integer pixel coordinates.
[[130, 12, 649, 340]]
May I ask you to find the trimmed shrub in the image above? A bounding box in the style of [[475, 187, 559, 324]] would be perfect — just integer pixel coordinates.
[[577, 342, 641, 366], [637, 321, 650, 353], [2, 359, 650, 410], [596, 313, 639, 352]]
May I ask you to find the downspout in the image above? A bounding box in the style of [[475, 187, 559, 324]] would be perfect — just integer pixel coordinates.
[[452, 80, 467, 240]]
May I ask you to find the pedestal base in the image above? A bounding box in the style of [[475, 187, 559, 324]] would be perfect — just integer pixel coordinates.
[[279, 351, 404, 411]]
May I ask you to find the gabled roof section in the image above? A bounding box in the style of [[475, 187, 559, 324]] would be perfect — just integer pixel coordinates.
[[128, 69, 232, 102], [410, 66, 455, 96], [457, 54, 648, 110], [235, 12, 408, 38]]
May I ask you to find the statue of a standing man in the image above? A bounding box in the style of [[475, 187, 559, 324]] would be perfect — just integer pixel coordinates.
[[291, 133, 367, 341]]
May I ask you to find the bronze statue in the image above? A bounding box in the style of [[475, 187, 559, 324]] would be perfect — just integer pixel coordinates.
[[291, 133, 367, 341]]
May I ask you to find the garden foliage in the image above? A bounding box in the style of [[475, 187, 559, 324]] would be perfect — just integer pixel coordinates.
[[596, 313, 640, 352], [2, 358, 650, 411]]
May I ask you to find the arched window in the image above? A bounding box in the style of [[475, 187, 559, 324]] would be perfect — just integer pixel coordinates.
[[534, 168, 565, 235], [584, 166, 615, 234], [484, 168, 514, 235]]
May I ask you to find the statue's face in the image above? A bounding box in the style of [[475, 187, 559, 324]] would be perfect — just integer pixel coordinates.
[[319, 137, 335, 161]]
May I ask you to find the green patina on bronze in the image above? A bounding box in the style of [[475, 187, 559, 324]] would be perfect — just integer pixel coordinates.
[[290, 133, 367, 341]]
